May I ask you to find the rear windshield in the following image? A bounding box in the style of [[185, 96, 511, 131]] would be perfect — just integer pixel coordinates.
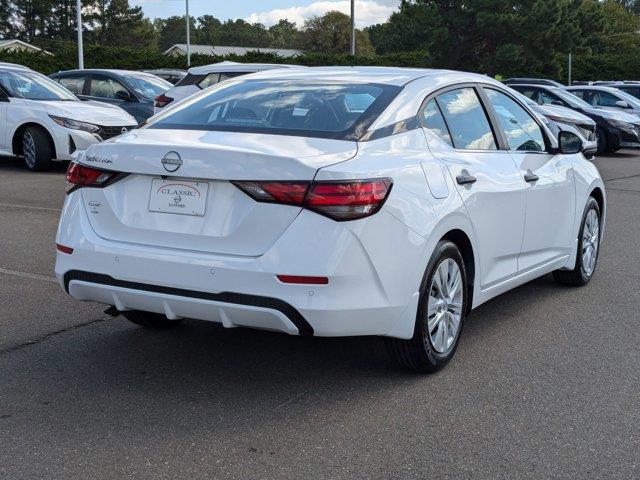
[[149, 80, 401, 140]]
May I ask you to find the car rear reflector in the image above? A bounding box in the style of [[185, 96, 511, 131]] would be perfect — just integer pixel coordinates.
[[56, 243, 73, 254], [154, 93, 174, 108], [232, 178, 392, 221], [277, 275, 329, 285], [65, 163, 123, 194]]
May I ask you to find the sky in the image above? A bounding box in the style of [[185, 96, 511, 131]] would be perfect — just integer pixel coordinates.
[[131, 0, 399, 28]]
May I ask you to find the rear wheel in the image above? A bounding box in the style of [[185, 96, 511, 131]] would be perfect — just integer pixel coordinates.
[[595, 127, 607, 154], [553, 197, 601, 286], [22, 126, 53, 172], [123, 310, 183, 329], [385, 241, 468, 373]]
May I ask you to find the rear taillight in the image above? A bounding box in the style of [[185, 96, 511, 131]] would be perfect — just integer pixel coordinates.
[[155, 93, 174, 108], [65, 163, 122, 194], [232, 178, 392, 221]]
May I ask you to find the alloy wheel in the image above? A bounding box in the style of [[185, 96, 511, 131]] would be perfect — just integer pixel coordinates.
[[582, 209, 599, 277], [23, 132, 36, 169], [427, 258, 463, 354]]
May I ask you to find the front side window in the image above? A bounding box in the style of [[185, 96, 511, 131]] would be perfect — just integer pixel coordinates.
[[436, 88, 497, 150], [421, 99, 452, 146], [485, 89, 545, 152], [150, 80, 400, 140], [593, 91, 623, 107], [0, 71, 77, 101], [90, 77, 129, 99]]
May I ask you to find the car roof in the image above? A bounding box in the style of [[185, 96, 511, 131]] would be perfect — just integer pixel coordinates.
[[0, 62, 32, 71], [507, 83, 560, 90], [53, 69, 156, 77], [229, 66, 491, 87], [186, 61, 300, 76], [566, 85, 623, 93]]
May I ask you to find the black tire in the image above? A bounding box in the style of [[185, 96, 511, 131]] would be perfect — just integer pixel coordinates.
[[22, 126, 53, 172], [384, 240, 468, 373], [595, 127, 607, 155], [553, 197, 601, 286], [122, 310, 183, 329]]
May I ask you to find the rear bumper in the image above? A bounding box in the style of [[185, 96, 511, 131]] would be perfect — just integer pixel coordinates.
[[64, 271, 311, 335], [55, 191, 427, 338]]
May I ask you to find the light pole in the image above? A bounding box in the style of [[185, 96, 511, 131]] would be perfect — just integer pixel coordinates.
[[350, 0, 355, 55], [567, 51, 572, 86], [76, 0, 84, 69], [185, 0, 191, 67]]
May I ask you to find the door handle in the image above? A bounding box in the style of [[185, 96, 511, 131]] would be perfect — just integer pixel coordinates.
[[524, 172, 539, 183], [456, 170, 477, 185]]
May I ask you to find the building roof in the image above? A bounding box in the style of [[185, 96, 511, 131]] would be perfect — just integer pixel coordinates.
[[164, 44, 302, 58], [0, 39, 51, 55]]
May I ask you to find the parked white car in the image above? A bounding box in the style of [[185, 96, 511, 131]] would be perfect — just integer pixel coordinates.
[[56, 68, 605, 372], [153, 61, 300, 114], [0, 64, 137, 171]]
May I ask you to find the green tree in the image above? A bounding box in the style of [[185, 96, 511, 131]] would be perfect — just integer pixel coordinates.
[[301, 11, 375, 56], [155, 15, 195, 51], [85, 0, 156, 49], [0, 0, 17, 38], [218, 19, 270, 47], [268, 19, 299, 48]]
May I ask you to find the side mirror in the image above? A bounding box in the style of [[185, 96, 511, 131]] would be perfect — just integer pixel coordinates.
[[115, 90, 133, 102], [558, 131, 583, 154], [615, 100, 629, 108]]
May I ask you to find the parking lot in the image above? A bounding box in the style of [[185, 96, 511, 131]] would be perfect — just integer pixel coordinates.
[[0, 152, 639, 479]]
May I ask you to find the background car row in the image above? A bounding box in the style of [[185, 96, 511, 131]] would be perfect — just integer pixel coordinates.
[[3, 60, 640, 172]]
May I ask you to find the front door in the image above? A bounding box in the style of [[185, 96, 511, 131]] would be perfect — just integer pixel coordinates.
[[482, 87, 576, 271]]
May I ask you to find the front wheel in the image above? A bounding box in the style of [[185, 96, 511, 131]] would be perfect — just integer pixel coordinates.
[[22, 126, 53, 172], [553, 197, 601, 286], [595, 127, 607, 154], [385, 240, 468, 373]]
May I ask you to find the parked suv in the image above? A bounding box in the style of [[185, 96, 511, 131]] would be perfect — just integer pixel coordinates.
[[154, 62, 300, 114], [0, 64, 137, 171], [510, 84, 640, 153], [50, 69, 172, 125]]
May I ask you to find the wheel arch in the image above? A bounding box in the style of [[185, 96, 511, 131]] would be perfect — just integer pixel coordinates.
[[590, 186, 605, 218], [441, 228, 475, 315], [12, 122, 57, 159]]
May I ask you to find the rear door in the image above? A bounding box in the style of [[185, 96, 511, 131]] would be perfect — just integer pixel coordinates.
[[482, 86, 576, 271], [422, 86, 526, 290]]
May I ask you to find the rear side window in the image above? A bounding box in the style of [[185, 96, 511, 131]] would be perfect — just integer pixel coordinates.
[[485, 89, 545, 152], [57, 76, 85, 95], [421, 99, 452, 146], [436, 88, 497, 150], [150, 80, 400, 140]]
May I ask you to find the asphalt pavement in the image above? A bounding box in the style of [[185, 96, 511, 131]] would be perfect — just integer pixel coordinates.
[[0, 153, 638, 479]]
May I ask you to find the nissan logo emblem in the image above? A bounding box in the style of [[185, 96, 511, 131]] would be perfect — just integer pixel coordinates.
[[161, 151, 182, 172], [121, 127, 128, 134]]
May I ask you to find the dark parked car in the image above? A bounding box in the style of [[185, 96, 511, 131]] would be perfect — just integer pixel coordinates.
[[50, 69, 172, 125], [510, 83, 640, 153], [143, 69, 186, 85], [503, 77, 564, 87]]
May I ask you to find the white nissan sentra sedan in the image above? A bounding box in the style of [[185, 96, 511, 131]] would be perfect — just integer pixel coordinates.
[[55, 67, 605, 372]]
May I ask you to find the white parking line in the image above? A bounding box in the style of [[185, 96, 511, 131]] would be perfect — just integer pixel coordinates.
[[0, 202, 61, 212], [0, 267, 57, 283], [0, 177, 62, 186]]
